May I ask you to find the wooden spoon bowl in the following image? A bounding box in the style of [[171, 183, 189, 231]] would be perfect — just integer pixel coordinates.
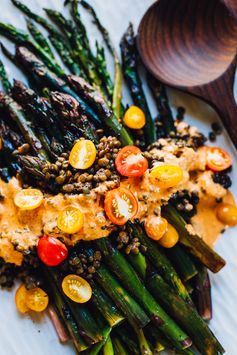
[[137, 0, 237, 148]]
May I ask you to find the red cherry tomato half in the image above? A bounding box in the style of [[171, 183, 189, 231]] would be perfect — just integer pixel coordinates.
[[37, 236, 68, 266], [104, 187, 138, 225], [206, 147, 232, 172], [115, 146, 148, 177]]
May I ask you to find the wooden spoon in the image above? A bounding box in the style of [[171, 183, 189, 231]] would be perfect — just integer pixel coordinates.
[[137, 0, 237, 148]]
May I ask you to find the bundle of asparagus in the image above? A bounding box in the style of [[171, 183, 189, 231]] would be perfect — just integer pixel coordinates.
[[0, 1, 232, 354]]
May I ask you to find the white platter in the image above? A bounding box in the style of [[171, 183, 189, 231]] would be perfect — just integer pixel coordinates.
[[0, 0, 237, 354]]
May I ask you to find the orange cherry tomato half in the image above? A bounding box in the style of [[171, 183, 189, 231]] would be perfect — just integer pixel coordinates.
[[14, 188, 43, 210], [206, 147, 232, 172], [15, 284, 30, 314], [25, 287, 49, 312], [144, 216, 168, 241], [115, 146, 148, 177], [37, 236, 68, 266], [104, 187, 138, 225], [62, 275, 92, 303]]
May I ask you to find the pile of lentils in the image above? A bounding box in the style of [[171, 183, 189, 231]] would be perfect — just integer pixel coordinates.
[[40, 136, 121, 194], [169, 189, 200, 222], [212, 170, 232, 189], [0, 249, 42, 289], [115, 225, 147, 255], [62, 249, 102, 280]]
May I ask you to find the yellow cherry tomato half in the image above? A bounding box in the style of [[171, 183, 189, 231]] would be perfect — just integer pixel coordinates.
[[14, 189, 43, 210], [15, 284, 30, 314], [145, 216, 168, 241], [57, 207, 84, 234], [123, 106, 146, 129], [216, 203, 237, 226], [62, 274, 92, 303], [69, 140, 97, 170], [25, 287, 49, 312], [150, 165, 183, 188], [158, 223, 179, 248]]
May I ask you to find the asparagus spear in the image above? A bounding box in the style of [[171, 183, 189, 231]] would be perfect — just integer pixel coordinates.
[[26, 18, 54, 59], [78, 0, 122, 115], [44, 269, 88, 352], [94, 238, 192, 350], [17, 155, 46, 179], [162, 205, 226, 272], [193, 266, 212, 321], [0, 59, 11, 92], [103, 335, 114, 355], [0, 93, 48, 160], [112, 337, 128, 355], [120, 23, 155, 145], [95, 42, 114, 100], [128, 252, 224, 355], [44, 8, 102, 88], [15, 46, 101, 131], [136, 328, 153, 355], [0, 22, 64, 77], [49, 91, 98, 143], [48, 33, 82, 76], [68, 75, 133, 145], [11, 80, 65, 151], [128, 223, 191, 303], [90, 280, 125, 327], [79, 248, 149, 330], [114, 324, 140, 355], [166, 244, 198, 282], [147, 72, 176, 135]]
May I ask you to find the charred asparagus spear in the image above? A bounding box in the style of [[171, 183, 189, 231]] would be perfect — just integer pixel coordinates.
[[193, 265, 212, 321], [0, 59, 11, 92], [11, 0, 82, 76], [0, 22, 64, 77], [68, 75, 133, 146], [25, 18, 54, 59], [120, 23, 155, 145], [0, 93, 48, 160], [162, 204, 226, 273]]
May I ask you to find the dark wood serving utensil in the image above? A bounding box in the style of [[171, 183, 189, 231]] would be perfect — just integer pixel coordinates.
[[137, 0, 237, 148]]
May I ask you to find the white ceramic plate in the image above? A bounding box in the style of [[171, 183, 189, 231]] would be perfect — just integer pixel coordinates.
[[0, 0, 237, 354]]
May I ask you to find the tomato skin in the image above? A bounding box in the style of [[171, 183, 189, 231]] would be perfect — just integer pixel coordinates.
[[104, 187, 138, 225], [123, 106, 146, 129], [144, 216, 168, 240], [14, 189, 43, 210], [150, 165, 183, 188], [206, 147, 232, 172], [37, 236, 68, 266], [15, 284, 30, 314], [25, 287, 49, 312], [69, 140, 97, 170], [57, 207, 84, 234], [158, 223, 179, 248], [62, 275, 92, 303], [115, 146, 148, 177]]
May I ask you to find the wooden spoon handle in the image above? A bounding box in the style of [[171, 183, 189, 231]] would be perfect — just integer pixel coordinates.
[[187, 56, 237, 148]]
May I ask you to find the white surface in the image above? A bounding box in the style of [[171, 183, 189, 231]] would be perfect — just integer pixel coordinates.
[[0, 0, 237, 354]]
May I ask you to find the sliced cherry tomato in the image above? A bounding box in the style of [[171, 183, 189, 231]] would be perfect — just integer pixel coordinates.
[[115, 146, 148, 177], [25, 287, 49, 312], [123, 106, 146, 129], [104, 187, 138, 225], [69, 140, 97, 170], [37, 236, 68, 266], [57, 207, 84, 234], [14, 189, 43, 210], [150, 165, 183, 188], [15, 284, 30, 314], [144, 216, 168, 241], [206, 147, 232, 172], [62, 275, 92, 303], [158, 223, 179, 248]]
